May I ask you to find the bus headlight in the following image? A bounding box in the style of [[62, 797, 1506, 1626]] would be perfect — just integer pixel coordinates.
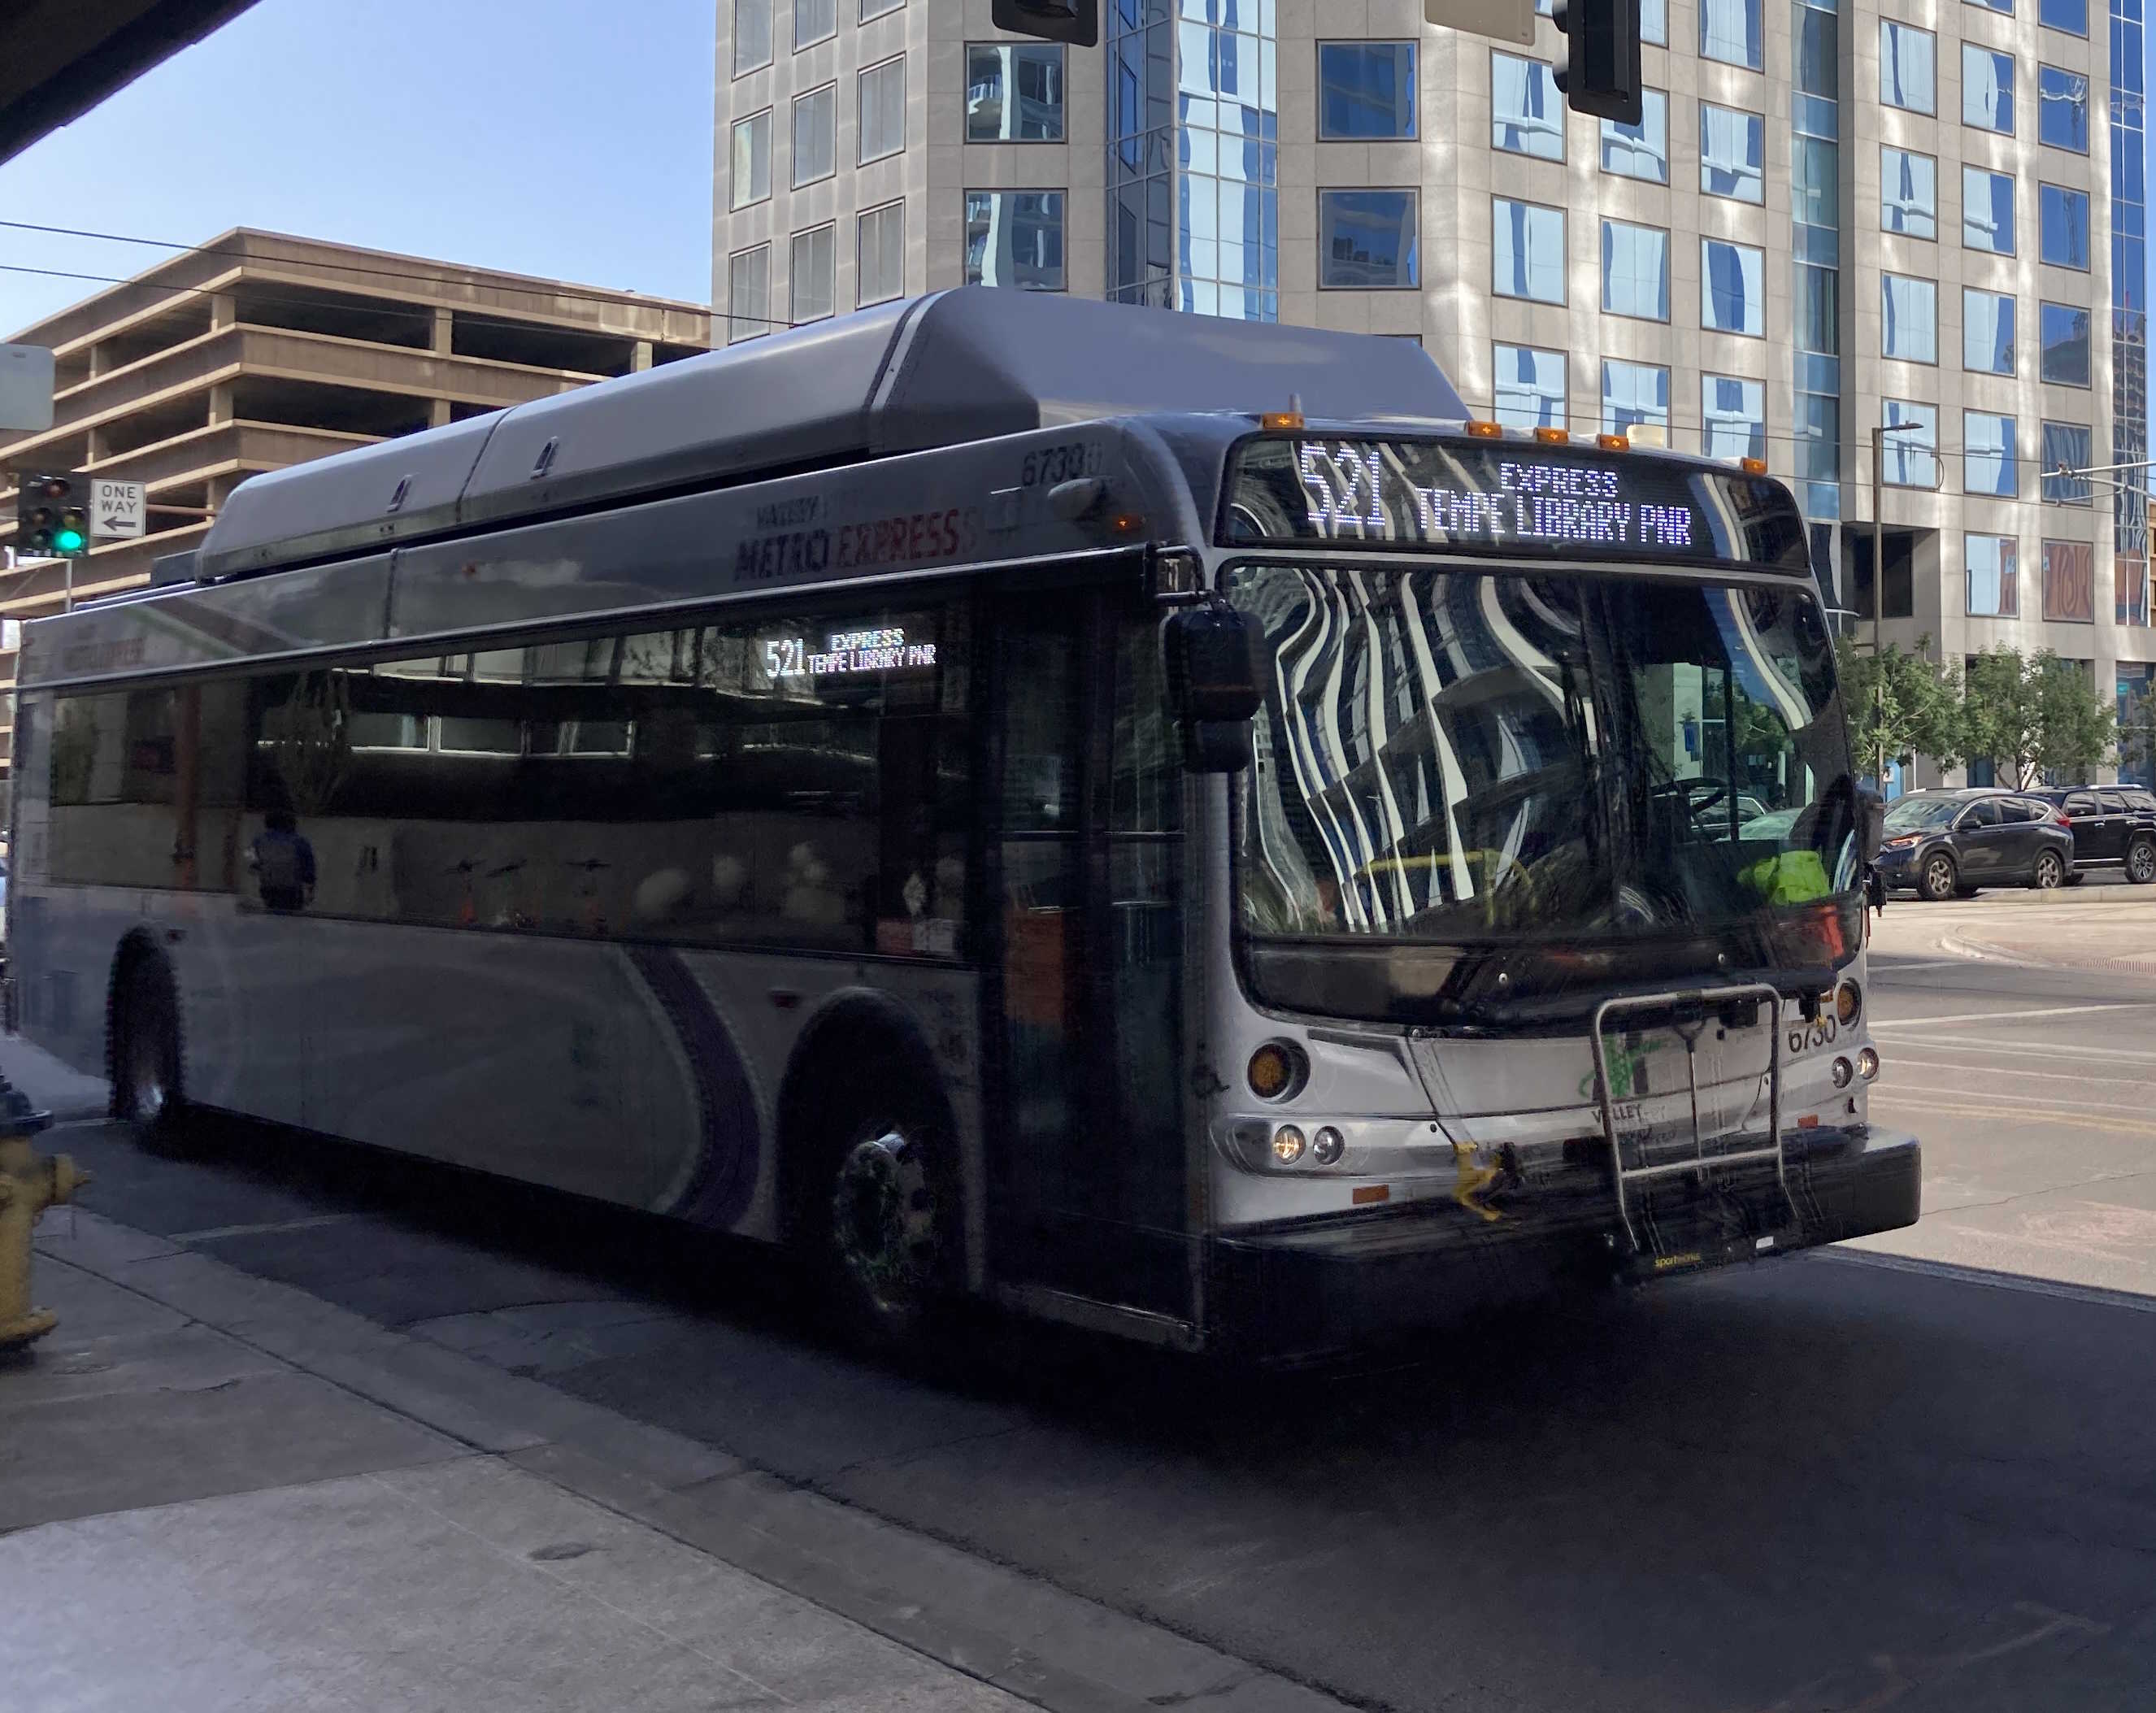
[[1836, 980, 1862, 1025], [1831, 1057, 1854, 1089], [1272, 1125, 1307, 1165], [1311, 1126, 1345, 1166], [1856, 1047, 1880, 1081]]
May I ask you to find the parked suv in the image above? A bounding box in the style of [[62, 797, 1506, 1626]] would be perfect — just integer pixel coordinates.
[[1874, 789, 2077, 899], [2023, 786, 2156, 884]]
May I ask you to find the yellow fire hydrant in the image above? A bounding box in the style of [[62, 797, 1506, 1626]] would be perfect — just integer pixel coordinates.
[[0, 1076, 89, 1351]]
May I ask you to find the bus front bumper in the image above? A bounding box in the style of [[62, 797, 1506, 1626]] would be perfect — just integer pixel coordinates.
[[1211, 1124, 1921, 1358]]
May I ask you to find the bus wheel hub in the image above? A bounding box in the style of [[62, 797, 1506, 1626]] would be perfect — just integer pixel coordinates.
[[832, 1128, 937, 1315]]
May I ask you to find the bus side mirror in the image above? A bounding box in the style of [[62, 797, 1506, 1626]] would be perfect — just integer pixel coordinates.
[[1166, 603, 1265, 774], [1858, 787, 1885, 865]]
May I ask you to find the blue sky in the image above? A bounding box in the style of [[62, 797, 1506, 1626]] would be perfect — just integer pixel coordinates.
[[0, 0, 715, 336]]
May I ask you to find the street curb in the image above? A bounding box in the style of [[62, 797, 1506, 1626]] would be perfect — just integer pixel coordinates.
[[35, 1209, 1352, 1713]]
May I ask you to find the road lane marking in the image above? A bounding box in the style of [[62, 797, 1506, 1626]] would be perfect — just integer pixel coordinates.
[[1893, 1056, 2156, 1087], [167, 1213, 354, 1244], [1868, 959, 1979, 972], [1871, 1033, 2156, 1066], [1871, 1001, 2156, 1028], [1818, 1248, 2156, 1315], [1876, 1080, 2156, 1117], [1868, 1093, 2156, 1137]]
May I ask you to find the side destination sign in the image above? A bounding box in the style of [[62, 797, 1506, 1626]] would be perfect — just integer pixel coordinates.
[[1221, 436, 1809, 572], [733, 493, 981, 585]]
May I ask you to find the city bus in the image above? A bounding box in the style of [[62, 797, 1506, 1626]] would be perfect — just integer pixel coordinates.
[[3, 289, 1919, 1357]]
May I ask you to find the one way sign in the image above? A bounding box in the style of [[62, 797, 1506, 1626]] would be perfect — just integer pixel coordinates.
[[91, 479, 145, 539]]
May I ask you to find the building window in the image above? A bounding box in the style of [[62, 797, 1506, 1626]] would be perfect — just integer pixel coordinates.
[[1320, 41, 1416, 139], [1968, 0, 2012, 12], [1602, 359, 1670, 438], [1702, 375, 1766, 460], [1881, 22, 1936, 114], [967, 44, 1066, 141], [2038, 65, 2091, 152], [2041, 420, 2093, 501], [1883, 402, 1940, 486], [1701, 0, 1763, 69], [1642, 0, 1667, 44], [1702, 239, 1765, 336], [1493, 344, 1567, 428], [1967, 535, 2020, 615], [2041, 184, 2092, 267], [1601, 89, 1668, 182], [2119, 562, 2151, 628], [1602, 220, 1669, 321], [1882, 146, 1937, 238], [964, 190, 1065, 290], [790, 224, 837, 324], [859, 56, 905, 163], [2041, 301, 2093, 385], [727, 244, 771, 343], [1797, 392, 1841, 482], [1963, 167, 2017, 254], [1796, 263, 1838, 354], [793, 84, 837, 187], [1963, 44, 2015, 133], [795, 0, 836, 49], [2042, 539, 2096, 619], [1792, 137, 1838, 227], [1319, 191, 1419, 289], [2041, 0, 2088, 33], [1492, 53, 1563, 159], [858, 201, 904, 307], [730, 110, 772, 210], [1700, 104, 1764, 202], [1965, 411, 2019, 497], [1493, 198, 1565, 303], [1965, 288, 2018, 372], [1882, 274, 1938, 363], [860, 0, 902, 18], [734, 0, 772, 76]]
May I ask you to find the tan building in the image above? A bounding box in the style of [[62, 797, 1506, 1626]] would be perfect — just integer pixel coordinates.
[[0, 228, 709, 781]]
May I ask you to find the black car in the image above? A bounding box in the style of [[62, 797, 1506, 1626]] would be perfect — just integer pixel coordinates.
[[1873, 789, 2077, 899], [2022, 786, 2156, 884]]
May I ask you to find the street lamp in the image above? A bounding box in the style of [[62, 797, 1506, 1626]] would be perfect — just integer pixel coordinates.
[[1870, 420, 1932, 793]]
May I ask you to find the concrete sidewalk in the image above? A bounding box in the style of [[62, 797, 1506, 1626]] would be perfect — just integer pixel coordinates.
[[0, 1242, 1021, 1712], [3, 1197, 1348, 1713], [0, 1029, 111, 1122]]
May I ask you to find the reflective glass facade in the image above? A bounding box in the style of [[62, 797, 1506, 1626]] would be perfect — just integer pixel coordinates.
[[2113, 0, 2148, 626], [1793, 0, 1841, 541], [1107, 0, 1280, 320]]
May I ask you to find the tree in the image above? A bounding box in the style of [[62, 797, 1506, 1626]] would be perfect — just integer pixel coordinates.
[[1834, 636, 1962, 784], [1959, 646, 2116, 788]]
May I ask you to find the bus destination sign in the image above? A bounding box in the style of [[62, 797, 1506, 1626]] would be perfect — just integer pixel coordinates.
[[1222, 436, 1809, 572]]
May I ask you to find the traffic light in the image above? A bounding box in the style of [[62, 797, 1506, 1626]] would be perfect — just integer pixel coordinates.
[[990, 0, 1097, 47], [1552, 0, 1643, 125], [12, 472, 89, 559]]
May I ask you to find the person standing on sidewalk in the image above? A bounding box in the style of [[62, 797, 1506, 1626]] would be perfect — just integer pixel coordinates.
[[249, 809, 317, 913]]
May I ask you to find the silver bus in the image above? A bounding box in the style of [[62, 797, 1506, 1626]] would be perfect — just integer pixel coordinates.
[[4, 289, 1918, 1357]]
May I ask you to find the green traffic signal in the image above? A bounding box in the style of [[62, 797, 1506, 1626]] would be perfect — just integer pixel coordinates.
[[53, 527, 85, 554]]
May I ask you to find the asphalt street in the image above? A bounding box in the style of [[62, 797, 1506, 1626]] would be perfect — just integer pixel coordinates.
[[16, 897, 2156, 1713]]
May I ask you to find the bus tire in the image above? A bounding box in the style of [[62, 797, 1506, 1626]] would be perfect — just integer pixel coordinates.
[[110, 947, 189, 1153], [798, 1054, 959, 1354]]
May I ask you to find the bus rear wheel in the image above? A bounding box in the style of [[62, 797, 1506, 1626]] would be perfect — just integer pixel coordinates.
[[111, 954, 189, 1153], [805, 1069, 958, 1353]]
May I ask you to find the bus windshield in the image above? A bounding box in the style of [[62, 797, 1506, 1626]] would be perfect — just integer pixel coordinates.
[[1227, 561, 1858, 961]]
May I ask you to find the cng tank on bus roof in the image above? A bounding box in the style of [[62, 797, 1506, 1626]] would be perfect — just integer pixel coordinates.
[[192, 288, 1468, 584]]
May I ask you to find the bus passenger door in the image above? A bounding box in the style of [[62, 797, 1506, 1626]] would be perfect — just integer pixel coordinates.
[[988, 583, 1191, 1324]]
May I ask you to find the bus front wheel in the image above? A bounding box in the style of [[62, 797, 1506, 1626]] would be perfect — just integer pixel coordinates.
[[806, 1069, 958, 1352], [111, 952, 189, 1153]]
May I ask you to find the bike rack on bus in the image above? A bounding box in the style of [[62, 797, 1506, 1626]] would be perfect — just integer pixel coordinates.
[[1589, 984, 1789, 1257]]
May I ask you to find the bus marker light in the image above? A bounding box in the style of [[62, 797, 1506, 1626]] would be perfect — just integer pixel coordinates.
[[1741, 457, 1768, 476], [1352, 1184, 1390, 1206], [1596, 433, 1628, 452], [1836, 980, 1862, 1024], [1533, 426, 1568, 446], [1247, 1042, 1306, 1100], [1110, 512, 1146, 537], [1261, 411, 1304, 431], [1272, 1125, 1306, 1164], [1464, 419, 1504, 439], [1312, 1126, 1345, 1165]]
